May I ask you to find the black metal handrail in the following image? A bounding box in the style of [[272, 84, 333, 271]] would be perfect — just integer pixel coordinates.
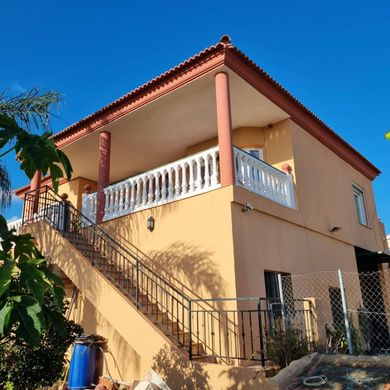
[[22, 185, 315, 365], [23, 186, 195, 355]]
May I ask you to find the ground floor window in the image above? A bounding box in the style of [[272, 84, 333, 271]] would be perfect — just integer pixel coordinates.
[[264, 270, 294, 318]]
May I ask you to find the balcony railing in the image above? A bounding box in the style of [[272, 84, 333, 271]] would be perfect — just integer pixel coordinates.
[[233, 147, 295, 208], [83, 146, 220, 223], [7, 218, 23, 234], [82, 145, 295, 223]]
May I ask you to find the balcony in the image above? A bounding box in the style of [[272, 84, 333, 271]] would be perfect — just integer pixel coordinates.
[[7, 218, 23, 234], [82, 146, 295, 223]]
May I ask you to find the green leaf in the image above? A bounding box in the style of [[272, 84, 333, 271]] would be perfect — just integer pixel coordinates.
[[12, 295, 43, 345], [19, 261, 46, 306], [0, 261, 14, 299], [44, 307, 65, 334], [41, 268, 64, 309], [0, 301, 13, 334], [12, 233, 39, 261]]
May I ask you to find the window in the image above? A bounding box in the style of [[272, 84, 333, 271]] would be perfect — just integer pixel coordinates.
[[244, 148, 263, 161], [264, 271, 294, 316], [353, 184, 368, 226], [329, 287, 344, 329]]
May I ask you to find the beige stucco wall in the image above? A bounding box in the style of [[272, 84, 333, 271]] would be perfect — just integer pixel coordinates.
[[68, 117, 385, 302], [231, 186, 359, 298], [229, 118, 384, 296], [24, 221, 272, 389], [187, 120, 294, 172], [289, 119, 384, 252], [100, 186, 237, 302]]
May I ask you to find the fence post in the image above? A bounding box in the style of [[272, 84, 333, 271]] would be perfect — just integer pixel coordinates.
[[338, 269, 354, 355], [277, 273, 287, 331]]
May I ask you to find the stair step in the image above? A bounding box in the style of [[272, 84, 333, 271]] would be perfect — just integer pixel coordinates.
[[189, 343, 206, 356], [62, 231, 209, 360], [192, 355, 218, 363]]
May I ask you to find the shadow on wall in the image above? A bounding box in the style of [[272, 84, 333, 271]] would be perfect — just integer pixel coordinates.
[[218, 367, 264, 390], [152, 344, 211, 390], [149, 241, 226, 301], [74, 295, 141, 381]]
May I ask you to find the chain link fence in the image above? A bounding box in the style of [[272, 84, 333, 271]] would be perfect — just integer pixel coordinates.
[[280, 268, 390, 355]]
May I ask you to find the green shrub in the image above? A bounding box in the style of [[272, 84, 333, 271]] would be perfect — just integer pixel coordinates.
[[325, 315, 365, 355], [266, 325, 312, 368], [0, 298, 83, 390]]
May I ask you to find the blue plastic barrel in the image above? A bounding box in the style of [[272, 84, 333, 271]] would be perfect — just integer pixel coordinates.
[[68, 342, 98, 389]]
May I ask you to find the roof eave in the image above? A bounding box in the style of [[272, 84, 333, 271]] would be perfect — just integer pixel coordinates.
[[51, 41, 380, 181]]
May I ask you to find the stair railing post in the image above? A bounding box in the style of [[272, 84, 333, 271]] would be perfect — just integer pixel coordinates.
[[92, 225, 96, 266], [188, 299, 192, 360], [136, 259, 140, 309], [338, 269, 354, 355], [257, 298, 266, 367]]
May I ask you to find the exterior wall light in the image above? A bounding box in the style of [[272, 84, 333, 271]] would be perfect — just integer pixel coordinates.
[[329, 226, 342, 233], [242, 203, 254, 213], [147, 216, 155, 232]]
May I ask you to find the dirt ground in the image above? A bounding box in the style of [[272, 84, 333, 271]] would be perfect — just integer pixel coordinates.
[[288, 360, 390, 389]]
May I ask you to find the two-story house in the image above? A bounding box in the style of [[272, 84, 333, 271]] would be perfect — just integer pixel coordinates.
[[14, 36, 388, 388]]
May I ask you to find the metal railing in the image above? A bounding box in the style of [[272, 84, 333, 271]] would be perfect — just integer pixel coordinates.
[[23, 186, 194, 355], [190, 297, 315, 366], [22, 186, 312, 365]]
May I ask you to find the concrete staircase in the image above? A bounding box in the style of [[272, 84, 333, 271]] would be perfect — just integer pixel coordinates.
[[62, 230, 206, 357]]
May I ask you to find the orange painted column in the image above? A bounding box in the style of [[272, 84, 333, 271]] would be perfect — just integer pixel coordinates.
[[215, 72, 235, 186], [29, 170, 42, 217], [96, 131, 111, 224]]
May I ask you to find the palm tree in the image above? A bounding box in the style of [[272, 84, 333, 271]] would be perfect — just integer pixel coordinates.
[[0, 88, 72, 210]]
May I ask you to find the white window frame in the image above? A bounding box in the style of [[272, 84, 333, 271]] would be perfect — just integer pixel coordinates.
[[244, 148, 264, 161], [352, 183, 368, 226]]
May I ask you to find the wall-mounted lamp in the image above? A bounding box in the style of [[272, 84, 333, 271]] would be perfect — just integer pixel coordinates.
[[329, 226, 342, 233], [147, 216, 155, 232], [242, 202, 254, 213]]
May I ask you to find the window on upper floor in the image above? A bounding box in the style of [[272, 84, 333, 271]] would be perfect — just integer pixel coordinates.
[[244, 148, 264, 161], [353, 183, 368, 226]]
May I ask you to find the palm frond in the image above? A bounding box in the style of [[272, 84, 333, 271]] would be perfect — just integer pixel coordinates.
[[0, 162, 12, 210], [0, 88, 62, 132]]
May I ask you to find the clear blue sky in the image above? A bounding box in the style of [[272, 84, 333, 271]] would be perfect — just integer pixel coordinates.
[[1, 1, 389, 230]]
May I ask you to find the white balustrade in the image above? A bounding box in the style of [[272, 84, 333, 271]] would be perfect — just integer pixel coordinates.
[[82, 146, 220, 222], [82, 192, 97, 224], [234, 147, 295, 208], [7, 218, 22, 233]]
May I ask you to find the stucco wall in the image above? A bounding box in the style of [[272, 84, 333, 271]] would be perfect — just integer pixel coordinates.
[[232, 186, 359, 298], [101, 186, 237, 301], [187, 121, 294, 174], [25, 221, 271, 389], [289, 119, 384, 252]]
